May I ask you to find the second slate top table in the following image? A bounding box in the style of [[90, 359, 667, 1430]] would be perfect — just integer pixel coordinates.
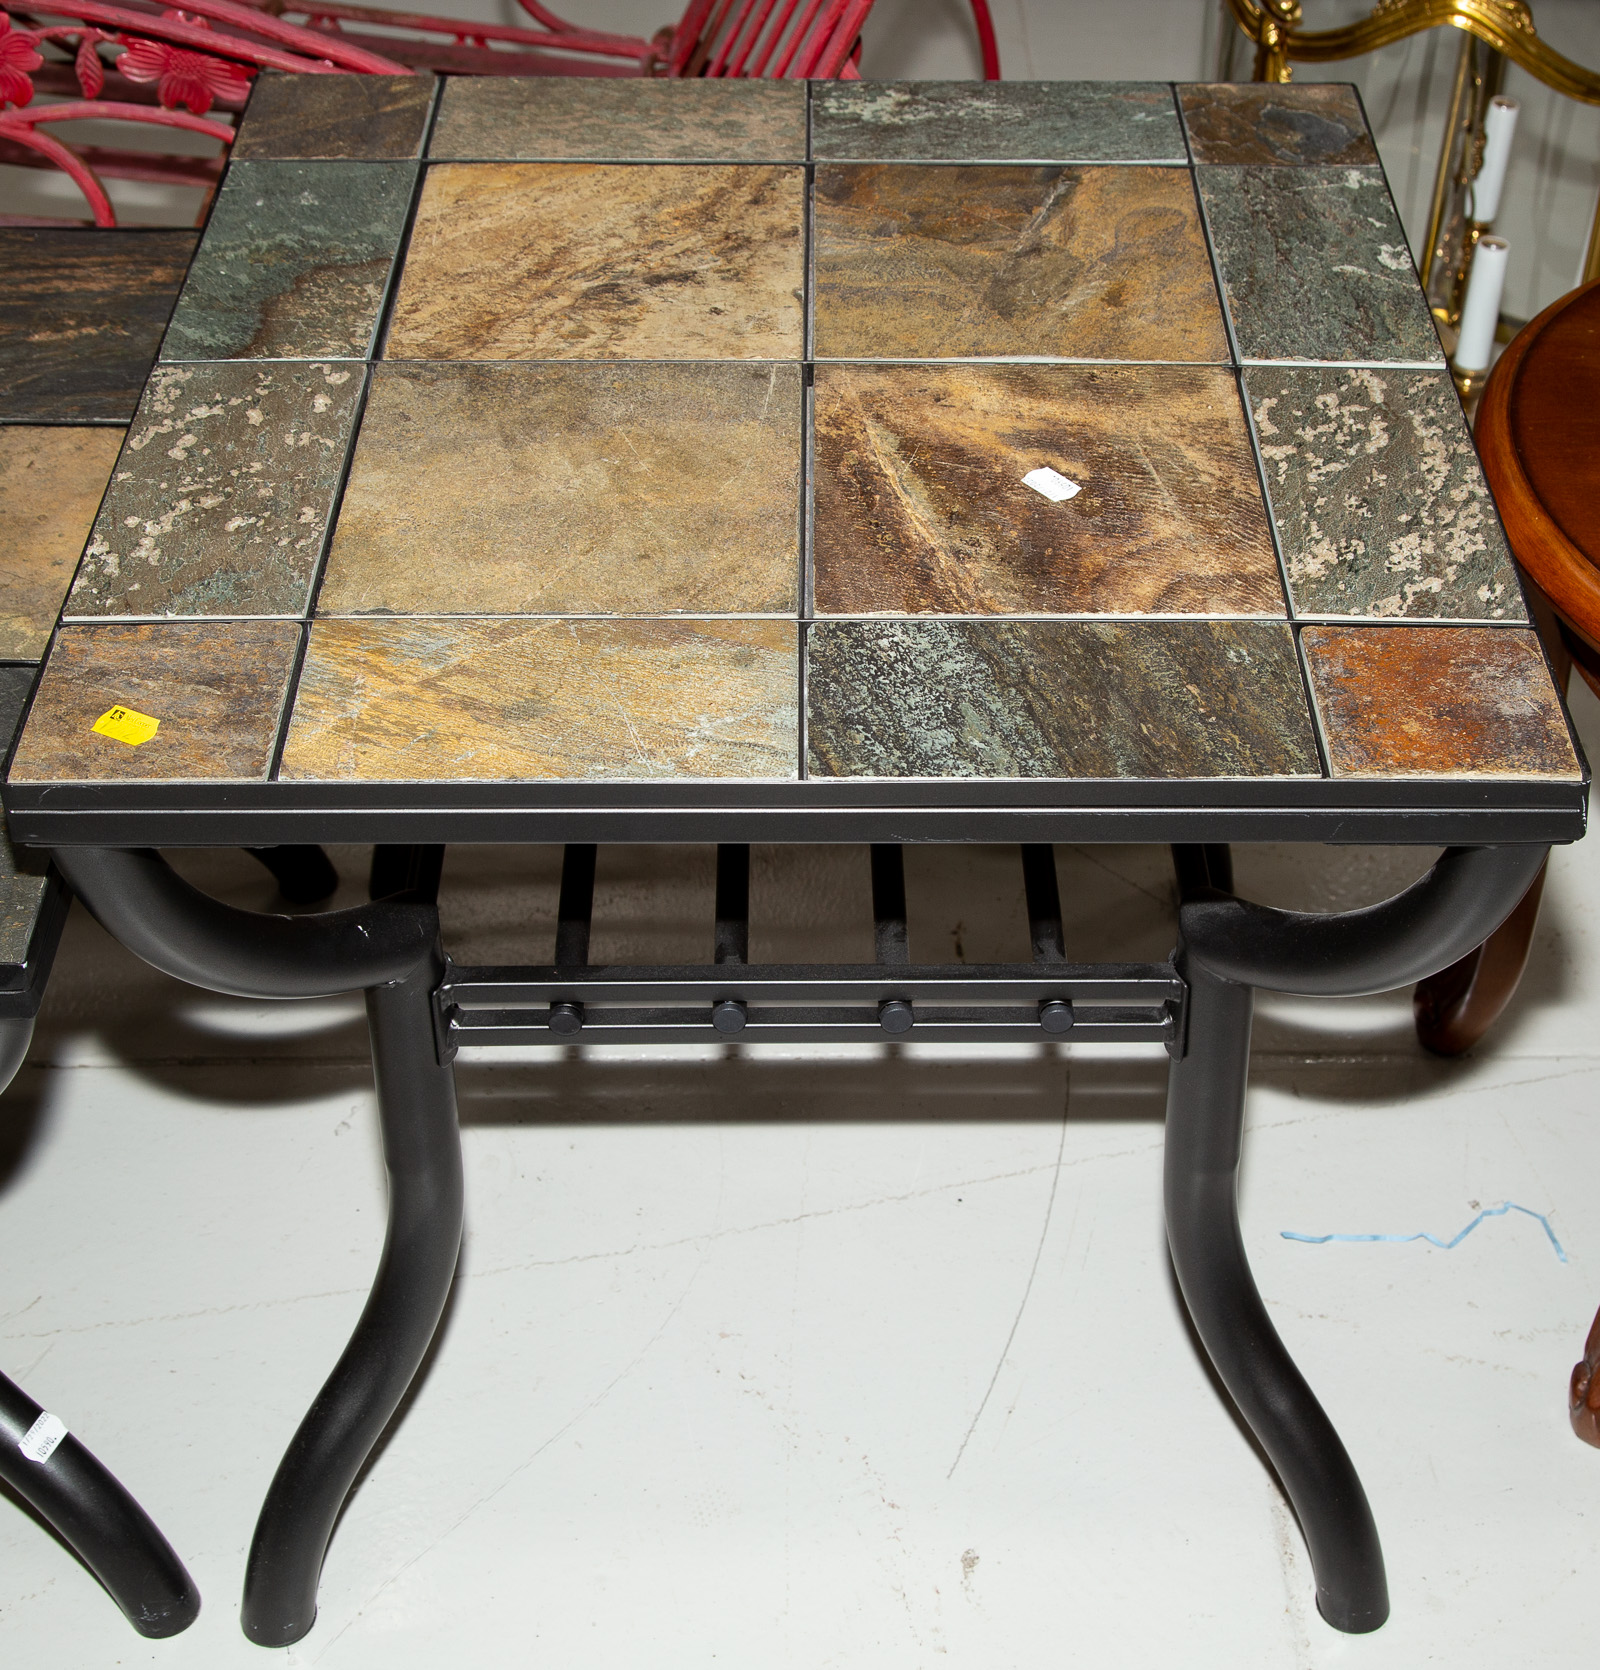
[[1, 72, 1582, 847], [0, 72, 1584, 1651]]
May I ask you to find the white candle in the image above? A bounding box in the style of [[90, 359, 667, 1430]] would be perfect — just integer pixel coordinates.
[[1469, 96, 1519, 225], [1454, 235, 1509, 373]]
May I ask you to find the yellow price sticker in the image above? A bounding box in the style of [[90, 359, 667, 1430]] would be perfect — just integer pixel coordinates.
[[92, 705, 161, 748]]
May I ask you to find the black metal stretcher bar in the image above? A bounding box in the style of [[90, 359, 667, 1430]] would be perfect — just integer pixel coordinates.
[[46, 835, 1550, 1648], [434, 843, 1179, 1054]]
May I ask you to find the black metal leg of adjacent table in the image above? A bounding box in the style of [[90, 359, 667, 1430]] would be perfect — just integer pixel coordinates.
[[47, 838, 1551, 1645], [1165, 841, 1549, 1633], [51, 846, 462, 1649]]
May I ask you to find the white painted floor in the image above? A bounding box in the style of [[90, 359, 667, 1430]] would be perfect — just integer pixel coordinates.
[[2, 688, 1597, 1667]]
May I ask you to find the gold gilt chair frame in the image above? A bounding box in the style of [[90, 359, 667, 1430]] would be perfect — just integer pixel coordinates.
[[1225, 1, 1600, 335]]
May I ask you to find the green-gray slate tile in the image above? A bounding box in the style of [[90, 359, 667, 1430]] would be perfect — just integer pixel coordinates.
[[810, 80, 1185, 162], [1199, 167, 1442, 363], [232, 72, 435, 160], [160, 160, 416, 361], [65, 360, 362, 620], [1247, 365, 1525, 620], [806, 619, 1320, 779]]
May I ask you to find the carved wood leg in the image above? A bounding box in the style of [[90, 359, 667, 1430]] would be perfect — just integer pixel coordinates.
[[1412, 858, 1548, 1056], [1570, 1303, 1600, 1448]]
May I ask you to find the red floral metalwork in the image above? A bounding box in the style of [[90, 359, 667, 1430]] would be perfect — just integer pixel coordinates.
[[116, 13, 252, 114], [75, 33, 105, 97], [0, 13, 43, 108]]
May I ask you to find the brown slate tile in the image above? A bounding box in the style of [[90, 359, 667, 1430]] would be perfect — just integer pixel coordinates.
[[65, 361, 363, 620], [430, 77, 806, 161], [278, 617, 799, 781], [8, 620, 301, 782], [321, 361, 800, 617], [812, 363, 1280, 616], [0, 230, 197, 423], [1179, 82, 1378, 166], [385, 163, 805, 360], [0, 427, 124, 660], [806, 619, 1320, 779], [811, 164, 1227, 361], [1301, 625, 1580, 777], [232, 72, 435, 160]]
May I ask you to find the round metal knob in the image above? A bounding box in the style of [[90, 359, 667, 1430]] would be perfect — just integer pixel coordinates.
[[548, 1001, 584, 1036], [712, 999, 747, 1034], [1039, 998, 1075, 1034], [878, 998, 914, 1034]]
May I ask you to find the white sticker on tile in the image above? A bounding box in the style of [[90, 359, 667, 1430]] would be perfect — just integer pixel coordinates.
[[18, 1411, 67, 1464], [1023, 467, 1080, 502]]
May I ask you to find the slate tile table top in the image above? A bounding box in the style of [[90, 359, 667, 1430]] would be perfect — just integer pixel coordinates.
[[3, 75, 1585, 851]]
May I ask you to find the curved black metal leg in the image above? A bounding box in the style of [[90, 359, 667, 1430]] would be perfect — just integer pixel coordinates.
[[0, 1015, 34, 1094], [51, 846, 460, 1648], [1164, 840, 1550, 1634], [246, 846, 340, 906], [1166, 952, 1386, 1632], [0, 1370, 200, 1637], [242, 949, 462, 1646]]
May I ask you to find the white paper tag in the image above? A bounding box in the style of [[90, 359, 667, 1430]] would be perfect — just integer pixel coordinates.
[[18, 1411, 67, 1464], [1023, 467, 1081, 502]]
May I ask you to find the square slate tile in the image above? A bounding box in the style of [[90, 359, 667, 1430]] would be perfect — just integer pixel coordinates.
[[1179, 83, 1378, 166], [811, 164, 1227, 361], [1301, 625, 1579, 778], [8, 620, 301, 782], [812, 363, 1280, 616], [385, 163, 804, 360], [1247, 366, 1524, 620], [321, 361, 800, 616], [430, 77, 806, 161], [160, 161, 416, 361], [0, 230, 197, 423], [232, 71, 435, 160], [806, 619, 1320, 778], [66, 361, 363, 620], [278, 618, 799, 780], [1199, 167, 1442, 363], [811, 80, 1184, 162], [0, 427, 124, 659]]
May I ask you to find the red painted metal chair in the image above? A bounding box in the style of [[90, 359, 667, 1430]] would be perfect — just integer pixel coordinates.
[[0, 0, 999, 222]]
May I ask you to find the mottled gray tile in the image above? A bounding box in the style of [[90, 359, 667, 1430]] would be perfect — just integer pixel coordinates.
[[806, 619, 1320, 779], [161, 161, 415, 361], [811, 80, 1184, 161], [1180, 83, 1377, 166], [1199, 167, 1442, 363], [430, 77, 806, 160], [66, 361, 362, 619], [1247, 366, 1523, 620], [233, 72, 435, 160]]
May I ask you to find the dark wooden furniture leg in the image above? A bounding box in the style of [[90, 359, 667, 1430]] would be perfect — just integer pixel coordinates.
[[1413, 859, 1548, 1055]]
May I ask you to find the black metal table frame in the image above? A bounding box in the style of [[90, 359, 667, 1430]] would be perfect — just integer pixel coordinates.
[[13, 829, 1547, 1646]]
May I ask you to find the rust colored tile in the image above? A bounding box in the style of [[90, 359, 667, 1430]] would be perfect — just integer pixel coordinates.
[[1179, 82, 1378, 166], [385, 163, 805, 360], [0, 427, 124, 659], [9, 621, 301, 782], [811, 164, 1227, 362], [321, 361, 800, 616], [279, 618, 798, 781], [232, 72, 435, 160], [430, 77, 806, 161], [812, 363, 1280, 616], [1301, 625, 1580, 778]]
